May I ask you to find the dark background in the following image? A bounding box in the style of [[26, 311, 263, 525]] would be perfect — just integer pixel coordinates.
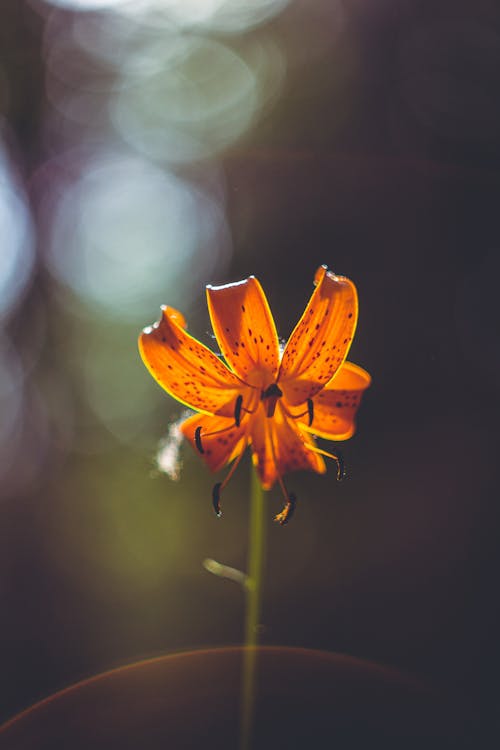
[[1, 0, 499, 740]]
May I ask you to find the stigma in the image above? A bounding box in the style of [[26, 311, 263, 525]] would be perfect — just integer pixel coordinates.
[[261, 383, 283, 418]]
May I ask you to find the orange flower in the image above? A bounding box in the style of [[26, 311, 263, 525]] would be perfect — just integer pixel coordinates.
[[139, 266, 371, 524]]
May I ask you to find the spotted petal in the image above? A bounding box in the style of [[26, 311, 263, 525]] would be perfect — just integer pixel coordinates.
[[139, 306, 242, 417], [279, 266, 358, 406], [206, 276, 280, 386], [299, 361, 371, 440]]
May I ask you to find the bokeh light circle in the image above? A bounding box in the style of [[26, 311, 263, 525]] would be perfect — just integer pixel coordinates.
[[111, 37, 259, 164], [42, 150, 231, 318], [0, 142, 35, 321]]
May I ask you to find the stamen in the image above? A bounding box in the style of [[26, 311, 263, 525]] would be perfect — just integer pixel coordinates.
[[275, 492, 296, 526], [281, 399, 314, 426], [268, 422, 297, 525], [234, 395, 243, 427], [195, 426, 204, 454], [307, 398, 314, 427], [232, 394, 256, 426], [210, 445, 247, 518], [212, 482, 222, 517], [195, 422, 238, 452], [196, 396, 256, 454], [306, 443, 345, 481]]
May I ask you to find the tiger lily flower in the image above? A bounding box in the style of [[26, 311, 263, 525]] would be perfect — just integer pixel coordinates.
[[139, 265, 371, 524]]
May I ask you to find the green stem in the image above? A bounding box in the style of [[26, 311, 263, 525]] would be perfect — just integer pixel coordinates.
[[239, 467, 266, 750]]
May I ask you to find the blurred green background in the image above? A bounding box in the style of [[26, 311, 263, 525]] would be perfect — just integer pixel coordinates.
[[1, 0, 500, 735]]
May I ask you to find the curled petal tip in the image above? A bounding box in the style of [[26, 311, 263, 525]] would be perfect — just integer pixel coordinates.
[[314, 264, 328, 285], [160, 305, 187, 329]]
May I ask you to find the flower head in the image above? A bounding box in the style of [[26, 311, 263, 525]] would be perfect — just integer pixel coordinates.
[[139, 266, 371, 523]]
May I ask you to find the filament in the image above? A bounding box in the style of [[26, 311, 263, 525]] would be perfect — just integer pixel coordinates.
[[281, 398, 314, 427], [211, 443, 247, 517], [269, 423, 296, 525], [195, 395, 256, 454], [306, 442, 345, 481]]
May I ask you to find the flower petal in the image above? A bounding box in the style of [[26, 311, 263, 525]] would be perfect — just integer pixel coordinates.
[[250, 403, 325, 489], [139, 306, 242, 416], [206, 276, 280, 385], [299, 361, 371, 440], [279, 266, 358, 406], [181, 412, 248, 473]]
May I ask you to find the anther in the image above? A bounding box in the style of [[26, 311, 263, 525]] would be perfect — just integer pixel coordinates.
[[307, 398, 314, 427], [212, 482, 222, 517], [275, 492, 297, 526], [209, 447, 247, 519], [234, 394, 243, 427], [335, 450, 345, 481], [195, 426, 204, 454]]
